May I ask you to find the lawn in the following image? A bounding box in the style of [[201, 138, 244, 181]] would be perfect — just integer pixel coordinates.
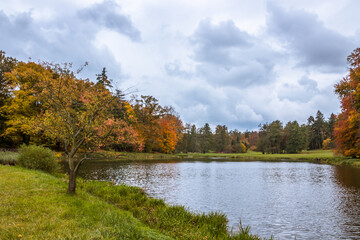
[[0, 165, 171, 240]]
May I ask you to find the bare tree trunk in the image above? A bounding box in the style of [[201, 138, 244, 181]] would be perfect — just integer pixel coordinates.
[[68, 170, 76, 194], [68, 156, 86, 194]]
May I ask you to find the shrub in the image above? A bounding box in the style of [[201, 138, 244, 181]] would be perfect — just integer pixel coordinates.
[[0, 151, 19, 165], [18, 145, 59, 173]]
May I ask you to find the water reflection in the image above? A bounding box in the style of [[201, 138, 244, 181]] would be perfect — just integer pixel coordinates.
[[333, 166, 360, 239], [77, 160, 360, 240]]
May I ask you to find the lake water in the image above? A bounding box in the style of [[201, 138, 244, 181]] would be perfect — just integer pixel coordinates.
[[77, 160, 360, 239]]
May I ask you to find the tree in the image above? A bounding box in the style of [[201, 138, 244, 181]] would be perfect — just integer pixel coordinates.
[[268, 120, 283, 153], [334, 48, 360, 157], [326, 113, 336, 140], [283, 121, 307, 153], [199, 123, 213, 153], [2, 62, 47, 145], [157, 113, 183, 153], [314, 110, 326, 149], [96, 67, 112, 88], [132, 95, 163, 152], [307, 115, 316, 150], [214, 125, 230, 152], [0, 51, 17, 146], [307, 111, 327, 150], [257, 121, 283, 154], [15, 62, 134, 193], [189, 124, 198, 152], [248, 131, 259, 151], [257, 123, 270, 154]]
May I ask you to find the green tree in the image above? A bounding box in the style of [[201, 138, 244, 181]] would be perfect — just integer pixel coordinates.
[[176, 123, 190, 153], [214, 125, 230, 152], [199, 123, 213, 153], [188, 124, 198, 152], [313, 110, 326, 149], [268, 120, 283, 154], [283, 121, 308, 153], [96, 67, 112, 88], [257, 123, 270, 154], [257, 121, 283, 154], [326, 113, 336, 139]]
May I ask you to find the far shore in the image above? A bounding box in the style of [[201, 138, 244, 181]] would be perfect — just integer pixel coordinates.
[[81, 150, 360, 168], [2, 149, 360, 168]]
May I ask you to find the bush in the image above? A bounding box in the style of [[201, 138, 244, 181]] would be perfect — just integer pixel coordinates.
[[0, 151, 19, 165], [18, 145, 59, 173]]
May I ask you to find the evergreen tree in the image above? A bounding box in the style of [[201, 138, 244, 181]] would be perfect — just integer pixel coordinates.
[[284, 121, 307, 153], [199, 123, 213, 153], [214, 125, 230, 152], [314, 110, 326, 149], [96, 67, 112, 88], [189, 124, 198, 152]]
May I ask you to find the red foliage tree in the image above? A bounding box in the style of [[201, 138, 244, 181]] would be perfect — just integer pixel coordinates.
[[334, 48, 360, 157]]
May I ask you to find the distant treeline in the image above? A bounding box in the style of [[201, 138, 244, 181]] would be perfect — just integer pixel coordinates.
[[176, 110, 335, 154]]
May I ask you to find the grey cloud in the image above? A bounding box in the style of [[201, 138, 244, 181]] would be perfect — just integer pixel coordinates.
[[190, 19, 252, 65], [0, 11, 39, 57], [164, 61, 193, 78], [278, 76, 319, 103], [192, 19, 251, 48], [189, 19, 277, 87], [196, 60, 274, 87], [79, 0, 141, 42], [0, 0, 140, 82], [190, 19, 252, 66], [298, 76, 318, 90], [266, 3, 356, 71]]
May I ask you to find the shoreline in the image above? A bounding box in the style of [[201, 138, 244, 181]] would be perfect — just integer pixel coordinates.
[[2, 149, 360, 168], [84, 150, 360, 168]]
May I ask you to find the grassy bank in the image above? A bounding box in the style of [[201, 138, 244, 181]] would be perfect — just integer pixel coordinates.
[[0, 165, 171, 240], [0, 165, 264, 240]]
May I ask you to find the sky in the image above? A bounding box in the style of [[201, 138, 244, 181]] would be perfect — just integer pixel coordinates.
[[1, 0, 360, 131]]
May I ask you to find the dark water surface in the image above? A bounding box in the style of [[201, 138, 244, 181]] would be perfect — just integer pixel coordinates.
[[77, 160, 360, 239]]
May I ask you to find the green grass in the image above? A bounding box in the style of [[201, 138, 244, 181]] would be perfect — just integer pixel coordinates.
[[180, 150, 360, 167], [0, 165, 264, 240], [182, 150, 336, 160], [0, 165, 172, 240], [0, 151, 18, 165], [80, 181, 264, 240]]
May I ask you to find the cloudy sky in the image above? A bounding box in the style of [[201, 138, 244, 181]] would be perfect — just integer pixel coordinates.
[[1, 0, 359, 130]]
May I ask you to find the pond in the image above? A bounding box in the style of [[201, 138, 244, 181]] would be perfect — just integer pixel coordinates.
[[76, 160, 360, 239]]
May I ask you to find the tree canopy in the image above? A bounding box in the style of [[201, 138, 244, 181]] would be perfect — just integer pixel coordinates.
[[334, 48, 360, 157]]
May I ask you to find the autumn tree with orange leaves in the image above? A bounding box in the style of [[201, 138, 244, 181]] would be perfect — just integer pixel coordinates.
[[157, 110, 183, 153], [5, 61, 143, 193], [334, 48, 360, 157]]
